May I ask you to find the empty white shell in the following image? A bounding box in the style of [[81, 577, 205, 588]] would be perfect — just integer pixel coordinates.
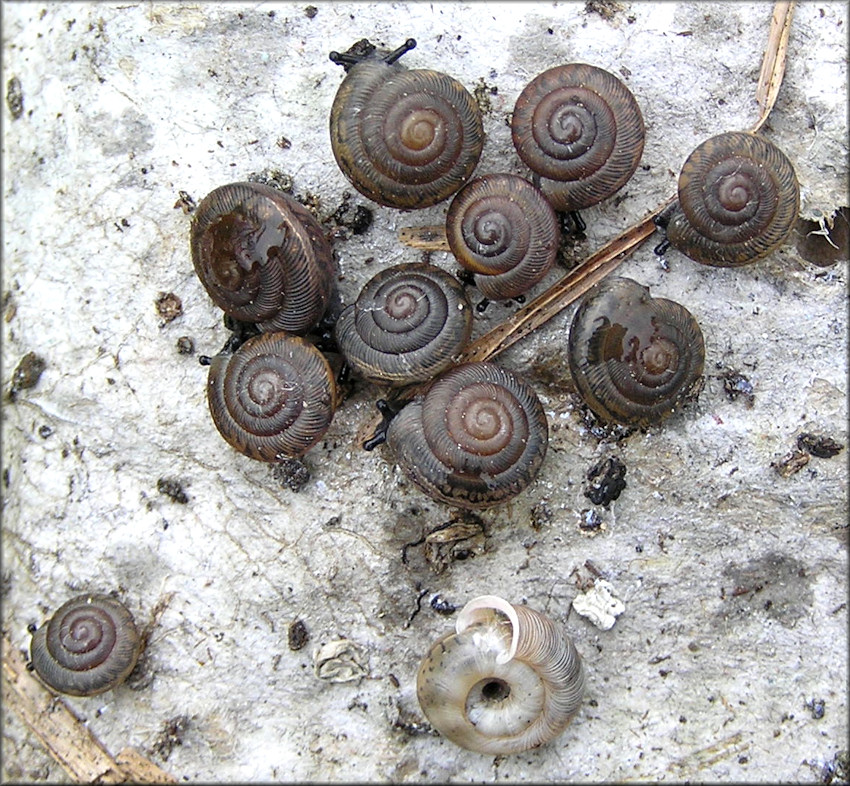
[[416, 595, 585, 754]]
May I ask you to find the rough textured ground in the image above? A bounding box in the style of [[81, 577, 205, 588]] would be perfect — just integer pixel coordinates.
[[2, 2, 847, 782]]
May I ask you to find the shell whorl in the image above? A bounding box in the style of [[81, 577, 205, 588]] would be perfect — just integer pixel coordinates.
[[385, 362, 548, 509], [190, 182, 336, 334], [330, 59, 484, 209], [207, 331, 337, 461], [417, 595, 585, 755], [335, 262, 473, 385], [29, 594, 141, 697], [666, 131, 800, 267], [446, 174, 560, 299], [511, 63, 645, 212]]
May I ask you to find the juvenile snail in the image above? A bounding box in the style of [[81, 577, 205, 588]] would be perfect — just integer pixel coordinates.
[[207, 331, 338, 462], [446, 173, 560, 300], [335, 262, 472, 385], [329, 38, 484, 209], [386, 362, 548, 509], [28, 594, 141, 697], [657, 131, 800, 267], [417, 595, 585, 755], [568, 276, 705, 428], [190, 182, 336, 334], [511, 63, 645, 218]]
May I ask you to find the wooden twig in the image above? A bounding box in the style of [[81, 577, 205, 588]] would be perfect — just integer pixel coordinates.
[[752, 1, 796, 133]]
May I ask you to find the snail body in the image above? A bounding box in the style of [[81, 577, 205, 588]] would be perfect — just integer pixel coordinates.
[[663, 131, 800, 267], [190, 182, 336, 334], [207, 331, 337, 461], [335, 262, 472, 385], [386, 362, 548, 509], [568, 276, 705, 428], [511, 63, 645, 214], [329, 39, 484, 209], [446, 173, 560, 300], [29, 594, 141, 697], [417, 595, 585, 755]]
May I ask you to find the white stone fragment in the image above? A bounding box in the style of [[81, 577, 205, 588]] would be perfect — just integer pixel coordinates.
[[572, 580, 626, 630]]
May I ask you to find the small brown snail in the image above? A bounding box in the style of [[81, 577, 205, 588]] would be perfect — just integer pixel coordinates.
[[385, 362, 548, 509], [657, 131, 800, 267], [417, 595, 585, 755], [190, 182, 337, 334], [329, 38, 484, 209], [207, 331, 338, 461], [511, 63, 645, 220], [28, 594, 141, 697], [335, 262, 473, 386], [568, 276, 705, 428], [446, 173, 560, 300]]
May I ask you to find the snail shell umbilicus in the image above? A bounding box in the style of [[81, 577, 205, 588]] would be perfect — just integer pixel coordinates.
[[329, 39, 484, 209], [417, 595, 585, 755], [568, 276, 705, 428], [190, 182, 337, 334], [335, 262, 473, 385], [207, 331, 338, 461], [511, 63, 645, 213], [29, 594, 141, 697], [446, 173, 560, 300], [663, 131, 800, 267], [386, 362, 548, 509]]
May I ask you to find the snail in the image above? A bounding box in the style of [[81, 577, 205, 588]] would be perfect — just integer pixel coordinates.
[[329, 38, 484, 209], [446, 173, 560, 300], [28, 594, 141, 697], [417, 595, 585, 755], [335, 262, 473, 385], [385, 362, 548, 509], [568, 276, 705, 428], [510, 63, 645, 225], [206, 331, 338, 462], [190, 182, 337, 335]]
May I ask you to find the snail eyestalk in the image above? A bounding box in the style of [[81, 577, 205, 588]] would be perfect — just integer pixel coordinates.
[[383, 38, 416, 64], [363, 399, 398, 451]]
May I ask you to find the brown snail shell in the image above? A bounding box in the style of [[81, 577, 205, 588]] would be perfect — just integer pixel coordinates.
[[511, 63, 645, 213], [568, 276, 705, 428], [335, 262, 473, 385], [386, 362, 548, 509], [446, 173, 560, 300], [207, 331, 338, 461], [329, 41, 484, 209], [190, 182, 336, 334], [417, 595, 585, 755], [665, 131, 800, 267], [29, 594, 141, 697]]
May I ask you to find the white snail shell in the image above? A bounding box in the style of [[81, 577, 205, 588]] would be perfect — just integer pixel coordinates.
[[416, 595, 585, 755]]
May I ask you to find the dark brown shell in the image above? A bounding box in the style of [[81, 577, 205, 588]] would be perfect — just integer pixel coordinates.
[[386, 362, 548, 509], [190, 182, 336, 334], [329, 59, 484, 209], [666, 132, 800, 267], [207, 332, 337, 461], [446, 173, 560, 300], [568, 277, 705, 428], [511, 63, 645, 212], [335, 262, 473, 385], [29, 594, 140, 697]]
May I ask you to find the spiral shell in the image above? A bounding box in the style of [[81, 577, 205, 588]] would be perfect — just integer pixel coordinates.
[[29, 594, 141, 697], [446, 173, 560, 300], [190, 182, 336, 334], [666, 131, 800, 267], [329, 47, 484, 209], [568, 276, 705, 428], [335, 262, 473, 385], [207, 331, 337, 461], [417, 595, 585, 755], [386, 362, 548, 509], [511, 63, 645, 213]]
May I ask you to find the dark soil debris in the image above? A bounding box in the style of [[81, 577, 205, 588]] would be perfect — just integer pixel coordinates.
[[157, 477, 189, 504], [772, 449, 810, 477], [151, 714, 190, 761], [8, 352, 46, 400], [272, 458, 311, 492], [288, 619, 310, 651], [584, 456, 627, 507], [6, 75, 24, 120], [718, 368, 755, 407], [155, 292, 183, 324], [797, 432, 844, 459]]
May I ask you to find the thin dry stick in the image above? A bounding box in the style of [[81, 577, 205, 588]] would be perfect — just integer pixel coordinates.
[[752, 1, 796, 133]]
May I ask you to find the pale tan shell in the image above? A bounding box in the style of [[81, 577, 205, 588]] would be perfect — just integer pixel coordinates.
[[416, 595, 585, 755]]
